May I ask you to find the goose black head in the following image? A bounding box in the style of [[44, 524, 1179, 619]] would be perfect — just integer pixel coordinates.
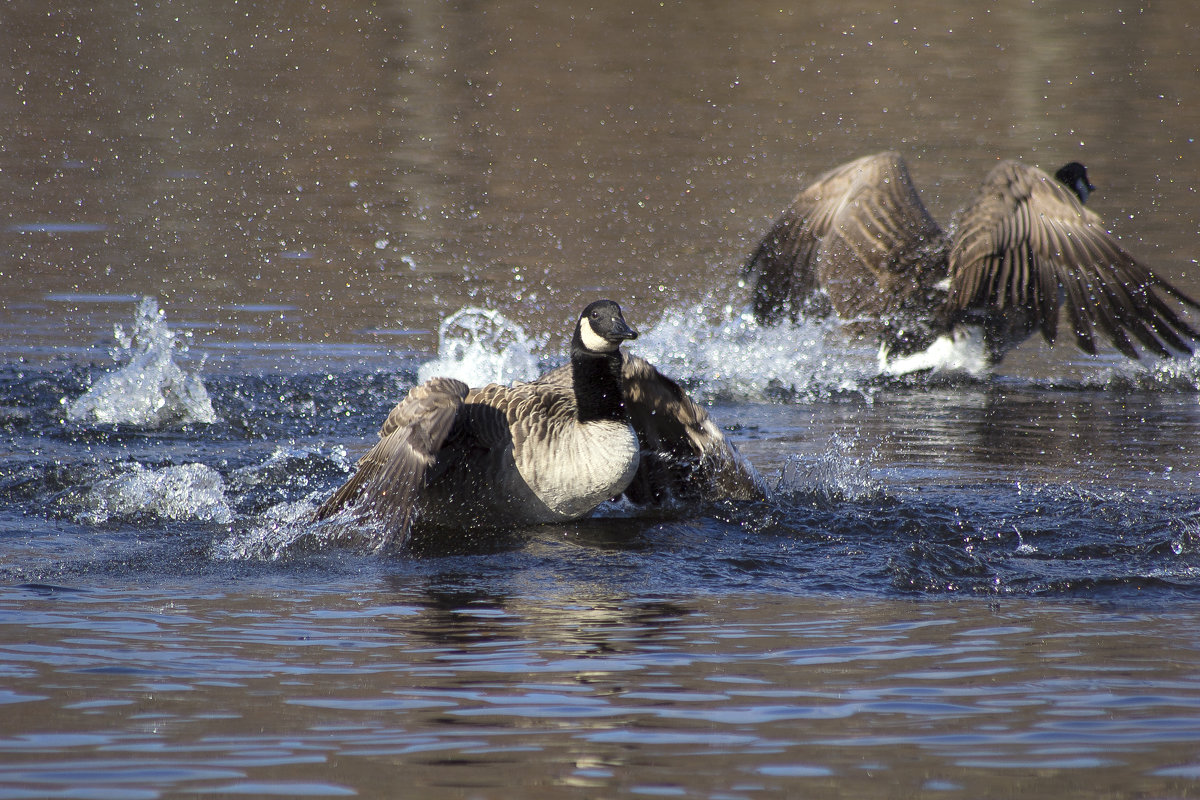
[[575, 299, 638, 354], [1054, 162, 1095, 205]]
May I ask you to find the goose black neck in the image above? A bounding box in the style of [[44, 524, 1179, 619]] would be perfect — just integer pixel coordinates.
[[570, 345, 627, 423]]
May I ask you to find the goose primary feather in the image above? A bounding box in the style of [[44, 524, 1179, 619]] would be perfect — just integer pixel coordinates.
[[315, 300, 765, 553], [745, 151, 1200, 373]]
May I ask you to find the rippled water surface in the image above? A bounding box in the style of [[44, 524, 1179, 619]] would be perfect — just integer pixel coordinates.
[[4, 1, 1200, 797], [5, 584, 1200, 799]]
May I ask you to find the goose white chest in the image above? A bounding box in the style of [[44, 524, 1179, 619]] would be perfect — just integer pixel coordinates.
[[880, 324, 989, 377], [516, 418, 640, 520]]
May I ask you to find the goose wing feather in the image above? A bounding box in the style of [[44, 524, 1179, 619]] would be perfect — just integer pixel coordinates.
[[314, 376, 468, 552], [539, 358, 765, 503], [746, 151, 948, 322], [466, 377, 577, 458], [618, 355, 766, 503], [949, 160, 1200, 357], [460, 377, 579, 494]]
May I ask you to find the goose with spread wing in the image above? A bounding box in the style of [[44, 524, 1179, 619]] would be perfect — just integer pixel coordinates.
[[314, 299, 765, 553], [745, 151, 1200, 374]]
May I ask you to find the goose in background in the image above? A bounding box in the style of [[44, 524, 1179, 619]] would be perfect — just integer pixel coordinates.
[[314, 299, 765, 554], [744, 151, 1200, 375]]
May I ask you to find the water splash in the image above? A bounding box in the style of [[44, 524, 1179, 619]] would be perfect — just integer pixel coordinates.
[[212, 499, 320, 561], [774, 434, 883, 503], [417, 306, 545, 387], [214, 497, 392, 561], [409, 300, 966, 401], [66, 297, 216, 427], [213, 445, 360, 560], [634, 302, 879, 402], [76, 462, 232, 525], [1096, 350, 1200, 391]]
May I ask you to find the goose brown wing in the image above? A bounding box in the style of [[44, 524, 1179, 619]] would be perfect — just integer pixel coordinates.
[[746, 151, 948, 323], [461, 377, 578, 485], [949, 160, 1200, 357], [314, 376, 468, 552], [617, 354, 767, 504]]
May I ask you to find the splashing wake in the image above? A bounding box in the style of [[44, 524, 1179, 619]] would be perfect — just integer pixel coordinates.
[[66, 297, 216, 427], [412, 301, 882, 400], [76, 462, 232, 525], [635, 302, 879, 401], [417, 306, 544, 387]]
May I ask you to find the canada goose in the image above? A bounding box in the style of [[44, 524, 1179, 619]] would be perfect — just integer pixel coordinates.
[[745, 151, 1200, 374], [315, 299, 765, 553]]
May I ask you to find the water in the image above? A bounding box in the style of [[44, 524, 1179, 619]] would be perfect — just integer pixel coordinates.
[[4, 1, 1200, 797], [64, 297, 217, 428], [4, 587, 1200, 800]]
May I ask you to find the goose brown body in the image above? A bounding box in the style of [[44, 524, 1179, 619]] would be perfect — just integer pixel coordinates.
[[314, 301, 765, 553], [746, 151, 1200, 371]]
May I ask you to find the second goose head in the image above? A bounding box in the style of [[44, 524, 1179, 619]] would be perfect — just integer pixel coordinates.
[[574, 299, 639, 354], [1054, 161, 1095, 205]]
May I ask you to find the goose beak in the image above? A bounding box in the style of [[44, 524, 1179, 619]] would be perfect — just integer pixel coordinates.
[[610, 317, 639, 343], [1074, 178, 1092, 205]]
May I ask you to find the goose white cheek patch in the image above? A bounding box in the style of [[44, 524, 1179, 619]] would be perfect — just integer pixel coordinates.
[[579, 317, 618, 352]]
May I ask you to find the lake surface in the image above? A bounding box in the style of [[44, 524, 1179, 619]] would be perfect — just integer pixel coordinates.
[[3, 1, 1200, 797]]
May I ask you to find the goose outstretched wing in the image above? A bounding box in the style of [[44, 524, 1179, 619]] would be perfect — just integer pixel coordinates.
[[314, 376, 467, 552], [618, 354, 767, 504], [746, 151, 947, 323], [949, 160, 1200, 357]]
